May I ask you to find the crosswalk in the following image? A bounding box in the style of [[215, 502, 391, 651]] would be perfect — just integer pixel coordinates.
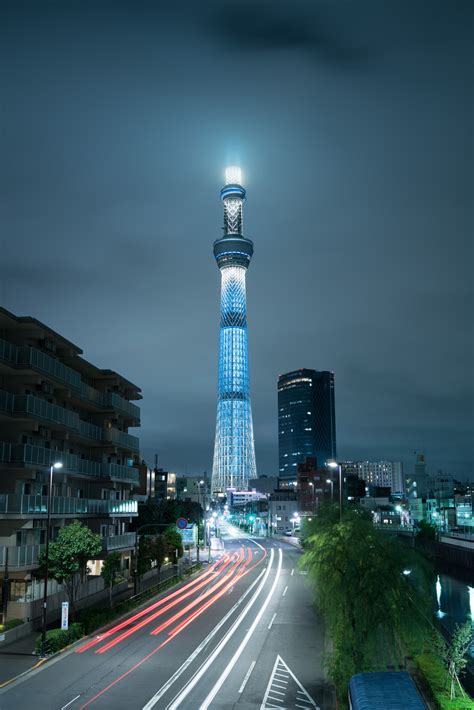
[[260, 655, 319, 709]]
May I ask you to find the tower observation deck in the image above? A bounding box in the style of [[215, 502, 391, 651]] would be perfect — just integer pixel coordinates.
[[211, 167, 257, 496]]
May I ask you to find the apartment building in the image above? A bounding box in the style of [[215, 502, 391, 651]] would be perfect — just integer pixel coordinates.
[[0, 307, 140, 619]]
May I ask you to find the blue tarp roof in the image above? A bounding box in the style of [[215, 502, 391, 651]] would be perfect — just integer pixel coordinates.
[[349, 672, 427, 710]]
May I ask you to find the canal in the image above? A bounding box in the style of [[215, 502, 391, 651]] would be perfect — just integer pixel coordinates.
[[434, 566, 474, 694]]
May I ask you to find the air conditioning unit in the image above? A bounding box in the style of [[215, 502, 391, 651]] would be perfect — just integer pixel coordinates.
[[38, 426, 51, 438], [41, 381, 54, 395]]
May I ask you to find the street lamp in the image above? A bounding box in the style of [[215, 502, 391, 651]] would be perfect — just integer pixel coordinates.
[[327, 461, 342, 523], [40, 461, 62, 656], [196, 480, 205, 563]]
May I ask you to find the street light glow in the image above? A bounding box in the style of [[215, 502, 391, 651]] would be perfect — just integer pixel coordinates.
[[327, 461, 338, 469], [53, 462, 63, 469]]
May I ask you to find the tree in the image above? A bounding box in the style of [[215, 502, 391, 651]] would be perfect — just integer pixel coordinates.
[[38, 521, 102, 620], [101, 552, 122, 608], [416, 520, 437, 541], [301, 506, 431, 703], [434, 621, 473, 699], [151, 535, 167, 581], [163, 527, 183, 562]]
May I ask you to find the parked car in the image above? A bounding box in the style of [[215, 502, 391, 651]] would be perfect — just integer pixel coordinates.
[[284, 530, 293, 536]]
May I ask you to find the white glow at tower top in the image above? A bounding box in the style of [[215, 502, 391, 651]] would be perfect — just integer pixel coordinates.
[[225, 166, 242, 185]]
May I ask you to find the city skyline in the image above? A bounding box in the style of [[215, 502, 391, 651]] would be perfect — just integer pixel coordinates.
[[1, 1, 472, 477]]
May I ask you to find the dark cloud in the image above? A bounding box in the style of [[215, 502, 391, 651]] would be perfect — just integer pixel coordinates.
[[1, 0, 472, 478]]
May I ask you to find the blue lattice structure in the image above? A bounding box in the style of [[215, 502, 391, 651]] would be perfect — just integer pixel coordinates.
[[211, 168, 257, 496]]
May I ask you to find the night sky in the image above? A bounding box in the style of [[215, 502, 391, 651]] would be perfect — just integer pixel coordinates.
[[1, 1, 472, 478]]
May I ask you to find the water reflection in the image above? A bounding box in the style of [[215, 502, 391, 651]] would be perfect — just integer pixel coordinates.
[[436, 575, 446, 618]]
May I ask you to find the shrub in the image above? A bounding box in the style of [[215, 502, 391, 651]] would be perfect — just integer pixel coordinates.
[[416, 653, 474, 710], [76, 608, 114, 634], [0, 618, 25, 632], [34, 622, 84, 655]]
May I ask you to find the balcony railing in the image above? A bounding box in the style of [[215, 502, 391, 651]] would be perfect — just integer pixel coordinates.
[[16, 346, 82, 389], [103, 392, 140, 420], [105, 427, 140, 452], [14, 394, 80, 430], [0, 494, 138, 517], [0, 389, 15, 413], [0, 442, 139, 485], [79, 382, 103, 406], [101, 532, 137, 552], [0, 544, 44, 568], [101, 462, 139, 483], [78, 419, 103, 441]]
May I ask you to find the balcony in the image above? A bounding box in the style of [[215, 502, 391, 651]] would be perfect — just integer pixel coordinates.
[[101, 462, 139, 483], [79, 381, 103, 407], [13, 393, 80, 430], [103, 392, 140, 421], [0, 442, 139, 486], [16, 346, 82, 390], [78, 419, 103, 442], [105, 427, 139, 452], [0, 544, 44, 568], [0, 494, 138, 517], [101, 532, 137, 552], [0, 338, 17, 366]]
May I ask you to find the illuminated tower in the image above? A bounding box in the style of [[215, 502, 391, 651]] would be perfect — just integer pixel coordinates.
[[211, 167, 257, 496]]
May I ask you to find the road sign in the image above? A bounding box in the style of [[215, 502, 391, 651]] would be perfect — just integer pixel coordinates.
[[61, 601, 69, 631], [176, 517, 188, 530], [178, 524, 197, 545]]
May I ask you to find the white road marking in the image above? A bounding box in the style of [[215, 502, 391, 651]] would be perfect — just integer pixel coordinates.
[[261, 656, 319, 710], [267, 612, 277, 629], [291, 568, 294, 576], [142, 563, 267, 710], [199, 549, 283, 710], [282, 585, 288, 597], [60, 695, 81, 710], [238, 660, 256, 693], [164, 549, 276, 710]]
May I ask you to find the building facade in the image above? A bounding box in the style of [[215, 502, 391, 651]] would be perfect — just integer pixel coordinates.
[[356, 460, 404, 494], [211, 167, 257, 495], [0, 307, 140, 620], [278, 369, 336, 481]]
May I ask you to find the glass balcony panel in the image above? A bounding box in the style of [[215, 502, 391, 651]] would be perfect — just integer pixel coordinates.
[[103, 392, 140, 420], [102, 462, 139, 483]]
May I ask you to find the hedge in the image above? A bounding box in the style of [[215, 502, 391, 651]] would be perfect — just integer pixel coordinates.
[[34, 622, 84, 655], [416, 653, 474, 710], [0, 618, 25, 632]]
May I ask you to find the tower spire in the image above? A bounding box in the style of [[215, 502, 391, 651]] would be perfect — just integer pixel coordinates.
[[211, 167, 257, 496]]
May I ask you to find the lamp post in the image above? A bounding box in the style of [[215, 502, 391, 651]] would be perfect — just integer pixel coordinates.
[[327, 461, 342, 523], [40, 461, 62, 656]]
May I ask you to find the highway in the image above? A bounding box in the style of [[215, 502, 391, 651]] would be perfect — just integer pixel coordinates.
[[0, 524, 332, 710]]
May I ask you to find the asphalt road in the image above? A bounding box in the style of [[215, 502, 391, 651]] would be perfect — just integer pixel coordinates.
[[0, 524, 333, 710]]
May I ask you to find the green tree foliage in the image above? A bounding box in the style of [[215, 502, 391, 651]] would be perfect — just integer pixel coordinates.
[[416, 520, 437, 541], [133, 499, 202, 530], [163, 527, 184, 562], [101, 551, 122, 608], [434, 621, 473, 700], [301, 506, 431, 703], [38, 521, 102, 619]]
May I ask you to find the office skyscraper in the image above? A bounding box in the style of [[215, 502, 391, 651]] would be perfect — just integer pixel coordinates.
[[211, 167, 257, 496], [278, 369, 336, 480]]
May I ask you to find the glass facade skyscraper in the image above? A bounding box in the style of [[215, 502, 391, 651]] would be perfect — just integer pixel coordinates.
[[211, 168, 257, 496], [278, 369, 336, 480]]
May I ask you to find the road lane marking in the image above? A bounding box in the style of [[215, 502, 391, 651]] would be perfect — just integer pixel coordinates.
[[291, 568, 294, 576], [61, 695, 81, 710], [238, 660, 256, 693], [166, 549, 277, 710], [268, 612, 277, 629], [199, 549, 283, 710], [282, 585, 288, 597], [143, 553, 272, 710], [260, 655, 319, 710]]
